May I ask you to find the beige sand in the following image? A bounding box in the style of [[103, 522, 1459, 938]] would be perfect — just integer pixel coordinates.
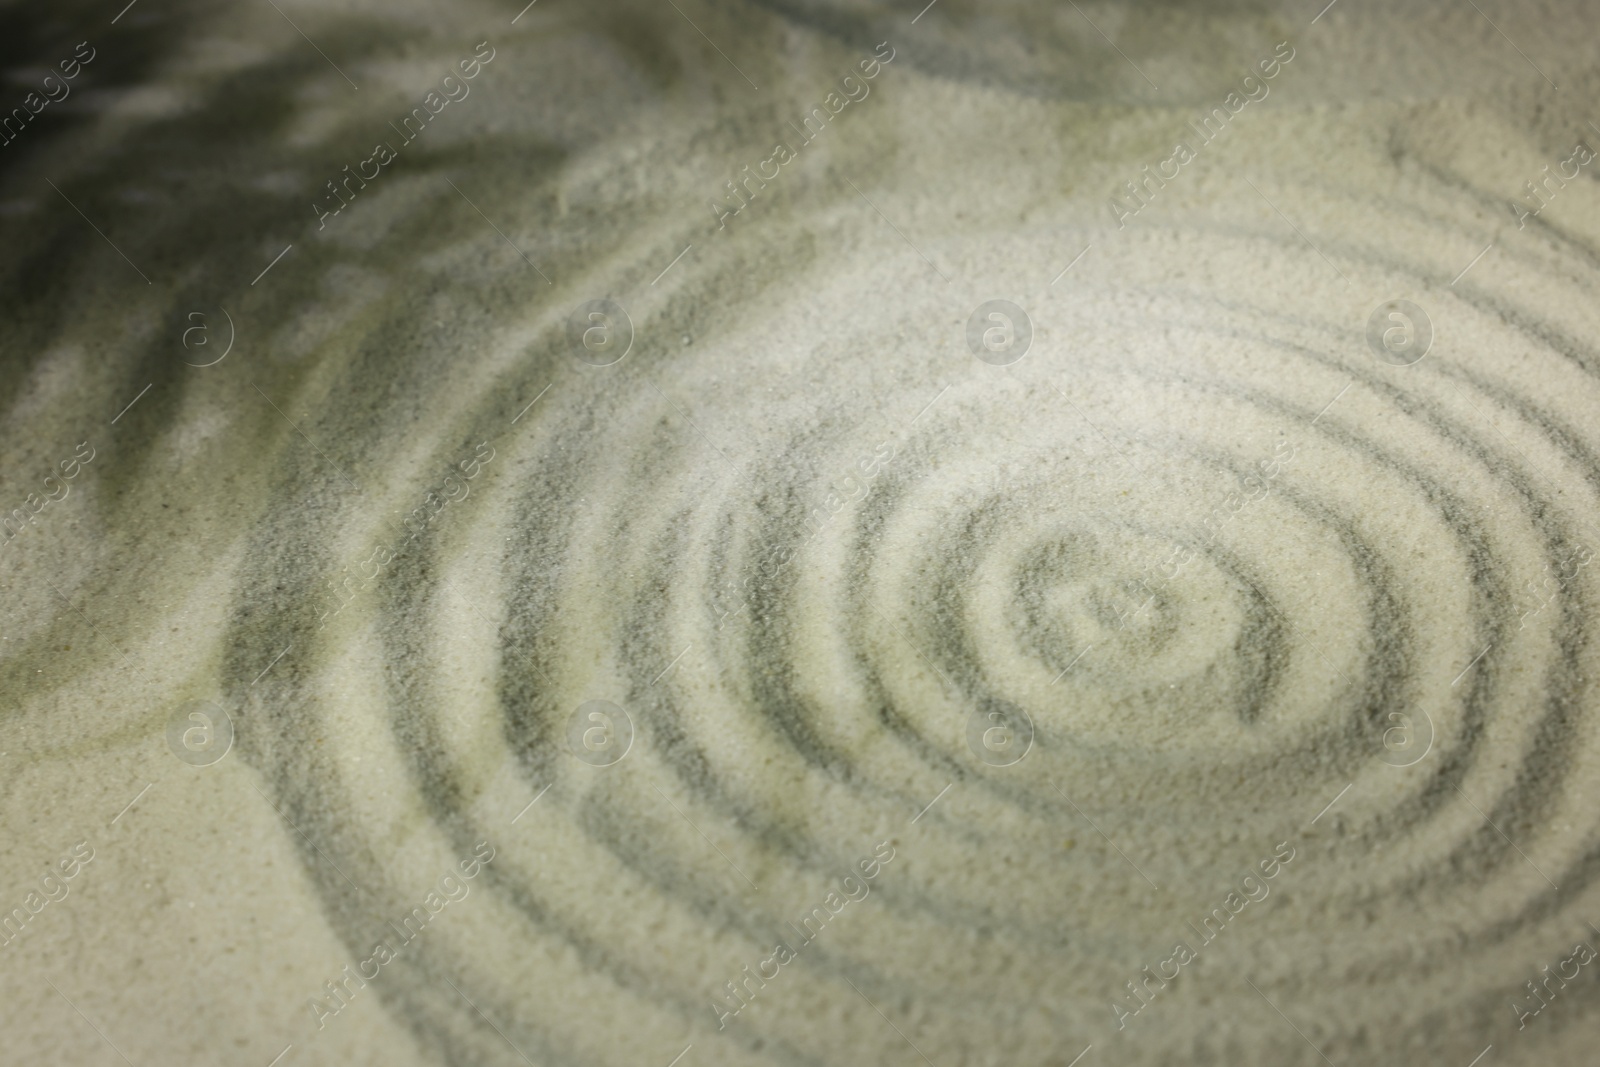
[[2, 1, 1600, 1063]]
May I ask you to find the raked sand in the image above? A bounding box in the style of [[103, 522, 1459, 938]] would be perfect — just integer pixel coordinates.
[[3, 1, 1600, 1064]]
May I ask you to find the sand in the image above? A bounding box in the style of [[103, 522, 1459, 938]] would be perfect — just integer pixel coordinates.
[[2, 0, 1600, 1064]]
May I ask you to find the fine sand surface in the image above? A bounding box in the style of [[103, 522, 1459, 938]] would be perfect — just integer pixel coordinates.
[[3, 1, 1600, 1064]]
